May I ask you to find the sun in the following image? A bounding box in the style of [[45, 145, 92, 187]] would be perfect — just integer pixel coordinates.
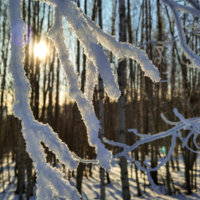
[[34, 41, 47, 59]]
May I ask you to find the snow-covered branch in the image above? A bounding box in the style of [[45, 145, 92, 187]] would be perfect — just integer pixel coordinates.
[[104, 108, 200, 188], [35, 0, 160, 172], [9, 0, 159, 198], [81, 11, 160, 82], [162, 0, 200, 68], [9, 0, 81, 199], [184, 0, 200, 10], [10, 0, 200, 198], [48, 6, 112, 172]]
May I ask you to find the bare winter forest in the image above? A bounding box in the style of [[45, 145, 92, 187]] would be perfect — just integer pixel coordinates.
[[1, 0, 200, 199]]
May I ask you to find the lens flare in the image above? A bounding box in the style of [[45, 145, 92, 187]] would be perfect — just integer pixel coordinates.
[[34, 42, 47, 59]]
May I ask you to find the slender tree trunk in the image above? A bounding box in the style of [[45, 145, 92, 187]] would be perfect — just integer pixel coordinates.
[[127, 0, 141, 195], [55, 58, 60, 132], [118, 1, 130, 199], [99, 73, 105, 199], [76, 1, 84, 195], [26, 154, 33, 200], [140, 0, 145, 169], [97, 0, 105, 199], [15, 121, 25, 200]]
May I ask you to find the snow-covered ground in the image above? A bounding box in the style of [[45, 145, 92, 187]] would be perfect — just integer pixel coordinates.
[[1, 155, 200, 200]]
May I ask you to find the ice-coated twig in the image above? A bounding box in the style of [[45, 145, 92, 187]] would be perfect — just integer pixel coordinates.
[[174, 108, 200, 132], [129, 133, 176, 179], [135, 161, 160, 191], [72, 152, 98, 164], [161, 113, 178, 125], [162, 0, 200, 68], [173, 108, 191, 125], [8, 0, 80, 199], [103, 138, 130, 149], [128, 129, 151, 139], [184, 0, 200, 10], [177, 131, 198, 153], [48, 6, 112, 172], [125, 154, 134, 163], [104, 109, 200, 188]]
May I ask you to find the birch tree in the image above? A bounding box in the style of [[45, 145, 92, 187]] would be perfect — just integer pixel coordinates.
[[118, 0, 131, 199], [97, 0, 105, 199]]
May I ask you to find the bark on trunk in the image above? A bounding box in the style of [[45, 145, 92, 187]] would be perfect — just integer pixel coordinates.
[[26, 155, 33, 200], [99, 74, 105, 200], [15, 121, 25, 200], [118, 1, 130, 199], [98, 0, 105, 199]]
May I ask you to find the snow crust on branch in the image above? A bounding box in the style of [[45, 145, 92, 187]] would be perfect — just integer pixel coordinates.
[[82, 11, 160, 82], [37, 0, 160, 172], [56, 0, 121, 99], [48, 6, 111, 171], [104, 108, 200, 190], [9, 0, 80, 199], [11, 0, 200, 198]]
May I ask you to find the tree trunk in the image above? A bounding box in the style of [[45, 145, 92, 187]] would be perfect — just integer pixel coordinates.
[[26, 155, 33, 200], [15, 121, 25, 200], [97, 0, 105, 199], [118, 1, 130, 199], [99, 72, 105, 200], [76, 1, 86, 195]]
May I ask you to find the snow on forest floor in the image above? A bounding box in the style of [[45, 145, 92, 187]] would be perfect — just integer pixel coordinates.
[[1, 154, 200, 200]]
